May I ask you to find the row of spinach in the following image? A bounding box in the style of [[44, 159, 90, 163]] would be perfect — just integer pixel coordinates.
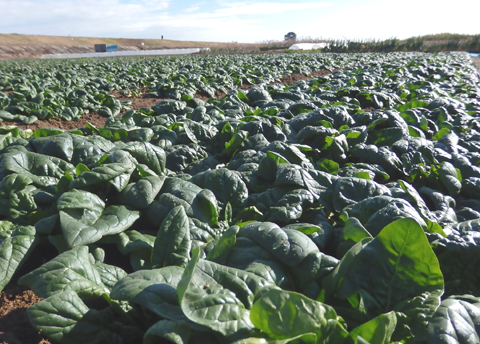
[[0, 53, 371, 124], [1, 51, 480, 343]]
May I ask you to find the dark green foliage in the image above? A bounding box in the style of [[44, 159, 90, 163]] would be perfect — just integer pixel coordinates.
[[0, 51, 480, 343]]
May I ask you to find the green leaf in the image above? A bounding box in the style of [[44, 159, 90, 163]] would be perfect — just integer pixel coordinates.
[[113, 142, 166, 175], [224, 130, 248, 157], [235, 206, 264, 223], [427, 298, 480, 344], [432, 127, 451, 141], [340, 196, 427, 236], [152, 206, 191, 268], [93, 262, 127, 291], [57, 189, 105, 225], [18, 246, 107, 300], [266, 151, 289, 165], [347, 311, 397, 344], [31, 127, 65, 138], [317, 159, 339, 175], [27, 290, 89, 343], [28, 289, 129, 344], [206, 225, 239, 264], [146, 177, 219, 228], [238, 222, 337, 289], [438, 162, 462, 197], [337, 217, 372, 258], [191, 189, 219, 227], [118, 176, 165, 210], [60, 205, 140, 248], [110, 266, 185, 320], [333, 177, 390, 212], [177, 246, 273, 338], [69, 162, 134, 192], [0, 223, 37, 291], [250, 288, 348, 342], [354, 171, 370, 180], [144, 320, 191, 344], [3, 151, 75, 187], [57, 188, 140, 247], [0, 173, 37, 219], [237, 91, 250, 103], [191, 168, 248, 211], [323, 218, 444, 337], [232, 334, 318, 343], [75, 163, 90, 176]]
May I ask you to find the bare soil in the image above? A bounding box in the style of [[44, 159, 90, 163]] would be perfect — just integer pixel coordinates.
[[0, 285, 50, 344]]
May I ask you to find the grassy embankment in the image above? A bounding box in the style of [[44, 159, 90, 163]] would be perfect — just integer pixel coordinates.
[[1, 32, 479, 55]]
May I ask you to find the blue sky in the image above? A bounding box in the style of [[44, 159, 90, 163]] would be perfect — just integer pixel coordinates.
[[0, 0, 479, 43]]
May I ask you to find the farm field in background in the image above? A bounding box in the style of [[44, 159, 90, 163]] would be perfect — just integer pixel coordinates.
[[0, 51, 480, 343]]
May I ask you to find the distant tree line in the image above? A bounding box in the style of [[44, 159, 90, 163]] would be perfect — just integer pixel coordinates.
[[323, 34, 480, 53]]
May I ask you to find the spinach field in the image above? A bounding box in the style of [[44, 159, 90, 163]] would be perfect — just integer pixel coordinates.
[[1, 51, 480, 344]]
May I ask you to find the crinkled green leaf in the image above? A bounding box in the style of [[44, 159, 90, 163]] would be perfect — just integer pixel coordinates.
[[323, 218, 444, 337], [111, 266, 185, 320], [191, 168, 248, 210], [69, 162, 134, 192], [18, 245, 108, 299], [118, 176, 165, 210], [427, 298, 480, 344], [177, 246, 274, 338], [27, 289, 89, 343], [60, 205, 140, 248], [3, 151, 75, 187], [250, 288, 348, 343], [152, 205, 191, 268], [0, 222, 37, 291]]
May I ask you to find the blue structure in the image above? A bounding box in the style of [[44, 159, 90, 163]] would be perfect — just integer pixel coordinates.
[[95, 44, 118, 53]]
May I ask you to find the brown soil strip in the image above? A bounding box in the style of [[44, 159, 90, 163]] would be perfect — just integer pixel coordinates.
[[110, 88, 161, 115], [0, 284, 50, 344], [0, 112, 108, 131], [194, 91, 211, 102]]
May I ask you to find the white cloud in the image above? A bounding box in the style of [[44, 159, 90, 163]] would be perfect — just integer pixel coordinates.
[[0, 0, 172, 38], [0, 0, 333, 42], [305, 0, 480, 40], [0, 0, 170, 27], [212, 2, 331, 16], [184, 5, 201, 13], [0, 0, 478, 43]]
